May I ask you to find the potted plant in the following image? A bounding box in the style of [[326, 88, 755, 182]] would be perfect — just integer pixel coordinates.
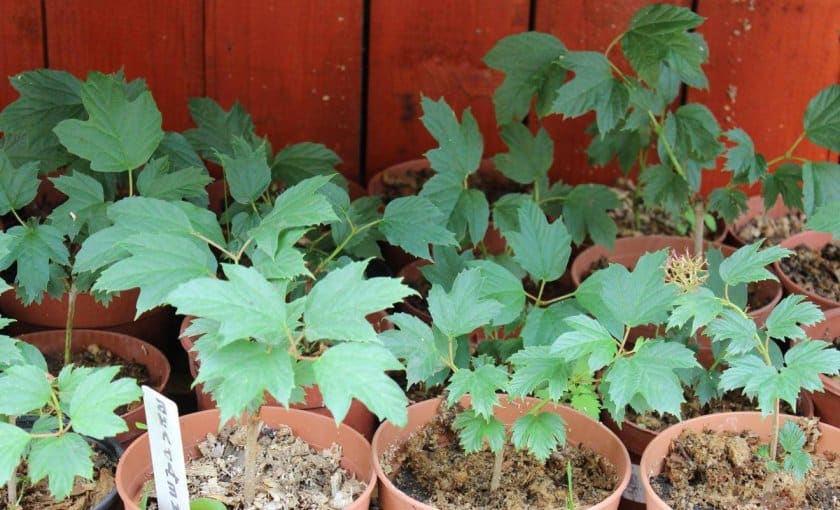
[[0, 289, 142, 509], [639, 244, 840, 508]]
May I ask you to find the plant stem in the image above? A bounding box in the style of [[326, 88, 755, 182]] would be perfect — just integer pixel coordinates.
[[10, 208, 27, 229], [540, 292, 576, 306], [242, 413, 262, 505], [128, 168, 134, 197], [693, 200, 705, 257], [535, 280, 547, 306], [490, 445, 504, 492], [6, 416, 16, 508], [312, 219, 382, 276], [770, 398, 781, 460], [63, 282, 77, 367], [192, 231, 238, 262], [647, 111, 687, 180]]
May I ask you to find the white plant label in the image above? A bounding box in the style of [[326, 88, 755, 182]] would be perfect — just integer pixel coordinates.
[[622, 463, 646, 503], [142, 386, 191, 510]]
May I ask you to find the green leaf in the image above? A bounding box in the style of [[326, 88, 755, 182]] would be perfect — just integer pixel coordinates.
[[483, 32, 567, 123], [420, 96, 483, 180], [621, 4, 707, 87], [93, 233, 217, 315], [803, 85, 840, 152], [783, 339, 840, 391], [191, 498, 228, 510], [570, 389, 601, 419], [779, 420, 806, 453], [272, 142, 341, 184], [0, 69, 83, 139], [450, 188, 489, 245], [0, 364, 51, 415], [48, 171, 107, 239], [552, 315, 617, 372], [195, 338, 295, 424], [494, 124, 554, 185], [381, 196, 458, 261], [492, 193, 531, 233], [28, 433, 93, 500], [314, 343, 408, 426], [552, 51, 629, 134], [807, 202, 840, 238], [218, 137, 271, 205], [154, 131, 206, 172], [661, 104, 723, 179], [508, 346, 570, 400], [168, 264, 289, 346], [305, 260, 414, 342], [521, 300, 581, 347], [562, 184, 619, 248], [604, 340, 699, 419], [421, 245, 474, 290], [784, 449, 813, 481], [0, 224, 70, 305], [452, 409, 506, 453], [68, 366, 141, 439], [802, 162, 840, 216], [708, 187, 748, 224], [503, 200, 571, 282], [381, 313, 446, 387], [1, 132, 72, 175], [447, 364, 509, 419], [765, 295, 823, 341], [668, 287, 723, 334], [719, 242, 789, 286], [136, 157, 212, 201], [586, 121, 646, 174], [185, 98, 257, 163], [723, 128, 767, 184], [428, 268, 503, 338], [640, 164, 691, 217], [0, 422, 30, 486], [511, 411, 565, 462], [0, 150, 39, 215], [466, 260, 525, 326], [54, 71, 164, 172], [330, 195, 383, 259], [762, 163, 803, 211], [705, 309, 758, 356]]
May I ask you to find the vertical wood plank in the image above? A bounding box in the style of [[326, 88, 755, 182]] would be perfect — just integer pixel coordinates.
[[206, 0, 362, 179], [691, 0, 839, 190], [366, 0, 530, 179], [45, 0, 204, 132], [0, 1, 45, 107], [534, 0, 691, 186]]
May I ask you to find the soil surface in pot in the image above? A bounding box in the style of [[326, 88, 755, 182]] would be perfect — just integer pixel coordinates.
[[378, 166, 525, 204], [627, 391, 798, 433], [779, 243, 840, 302], [650, 418, 840, 509], [45, 344, 150, 415], [382, 403, 617, 509], [609, 179, 722, 240], [735, 209, 806, 245], [145, 422, 365, 510], [0, 444, 115, 509]]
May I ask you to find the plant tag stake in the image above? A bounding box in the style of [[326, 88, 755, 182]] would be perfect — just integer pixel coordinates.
[[142, 386, 191, 510]]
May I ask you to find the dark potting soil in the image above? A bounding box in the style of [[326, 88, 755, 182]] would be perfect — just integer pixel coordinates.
[[0, 445, 115, 510], [379, 167, 525, 205], [146, 423, 365, 510], [383, 403, 618, 509], [651, 418, 840, 509], [46, 344, 150, 415], [779, 243, 840, 302], [736, 209, 807, 245]]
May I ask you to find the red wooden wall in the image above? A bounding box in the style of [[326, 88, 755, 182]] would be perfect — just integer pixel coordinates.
[[0, 1, 837, 186]]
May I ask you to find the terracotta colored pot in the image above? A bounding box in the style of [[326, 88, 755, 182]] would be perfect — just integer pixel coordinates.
[[804, 308, 840, 426], [116, 407, 375, 509], [372, 396, 631, 510], [775, 231, 840, 310], [639, 412, 840, 509], [21, 329, 171, 446], [179, 315, 390, 440], [728, 195, 804, 247]]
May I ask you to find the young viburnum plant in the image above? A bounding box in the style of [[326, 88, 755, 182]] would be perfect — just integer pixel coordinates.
[[665, 242, 840, 478], [0, 70, 210, 365], [0, 284, 142, 508], [484, 4, 840, 254]]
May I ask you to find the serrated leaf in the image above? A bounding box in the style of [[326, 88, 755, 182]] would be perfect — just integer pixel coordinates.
[[381, 312, 445, 387], [570, 390, 601, 419], [136, 157, 212, 201], [168, 264, 289, 346], [465, 260, 525, 326], [552, 315, 617, 372], [154, 131, 206, 172], [28, 433, 93, 500], [54, 72, 163, 172], [452, 409, 506, 453], [723, 128, 767, 184], [0, 151, 39, 215], [271, 142, 341, 184], [803, 85, 840, 152], [784, 339, 840, 390], [521, 300, 581, 347], [762, 163, 803, 211], [765, 295, 823, 341], [708, 187, 748, 224], [420, 96, 483, 180], [640, 164, 691, 218], [428, 268, 503, 338], [450, 188, 489, 245], [784, 449, 813, 481], [719, 242, 789, 286], [0, 422, 30, 486], [562, 184, 619, 248], [0, 69, 83, 140], [586, 121, 646, 174], [381, 196, 458, 261], [807, 202, 840, 238], [421, 245, 474, 290], [660, 104, 723, 183], [185, 98, 258, 162], [508, 346, 570, 400], [0, 364, 51, 415], [511, 411, 565, 462], [552, 51, 629, 134], [802, 162, 840, 216], [1, 132, 73, 175], [218, 137, 271, 205], [779, 420, 806, 453], [314, 343, 408, 425], [0, 224, 70, 305], [483, 32, 567, 124], [68, 366, 141, 438], [494, 123, 553, 185], [47, 171, 107, 239], [503, 200, 571, 282], [668, 287, 723, 334], [706, 309, 759, 356], [492, 193, 531, 234], [447, 364, 508, 419]]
